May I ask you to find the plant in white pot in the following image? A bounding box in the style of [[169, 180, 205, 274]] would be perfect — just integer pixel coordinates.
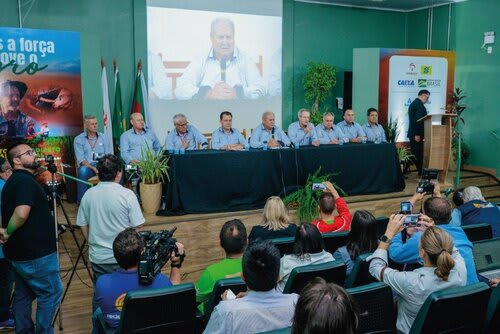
[[136, 145, 170, 214]]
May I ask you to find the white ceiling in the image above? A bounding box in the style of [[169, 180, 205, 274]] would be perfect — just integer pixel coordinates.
[[295, 0, 467, 12]]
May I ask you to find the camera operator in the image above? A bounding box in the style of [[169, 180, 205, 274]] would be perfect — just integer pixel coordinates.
[[0, 143, 63, 333], [94, 227, 184, 329], [76, 154, 145, 311], [387, 183, 478, 285]]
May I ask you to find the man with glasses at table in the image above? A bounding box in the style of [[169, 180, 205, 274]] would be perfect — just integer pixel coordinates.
[[0, 143, 62, 333], [165, 113, 208, 150]]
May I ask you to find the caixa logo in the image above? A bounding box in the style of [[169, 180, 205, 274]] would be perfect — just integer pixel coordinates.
[[397, 79, 415, 87]]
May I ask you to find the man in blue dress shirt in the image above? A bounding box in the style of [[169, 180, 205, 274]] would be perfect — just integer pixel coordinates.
[[120, 113, 161, 164], [287, 108, 320, 147], [315, 112, 347, 145], [165, 114, 208, 150], [250, 111, 291, 149], [74, 115, 113, 204], [363, 108, 387, 143], [211, 111, 247, 150], [337, 109, 366, 143]]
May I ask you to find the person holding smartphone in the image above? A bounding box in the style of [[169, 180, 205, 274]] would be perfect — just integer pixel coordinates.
[[311, 181, 352, 233]]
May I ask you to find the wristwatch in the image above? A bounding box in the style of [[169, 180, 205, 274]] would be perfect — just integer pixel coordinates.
[[379, 234, 392, 243]]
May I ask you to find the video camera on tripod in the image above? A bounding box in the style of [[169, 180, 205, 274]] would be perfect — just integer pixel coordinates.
[[416, 168, 439, 194], [138, 227, 181, 285]]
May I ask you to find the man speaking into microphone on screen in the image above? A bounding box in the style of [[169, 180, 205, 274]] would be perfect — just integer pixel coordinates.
[[175, 17, 266, 100]]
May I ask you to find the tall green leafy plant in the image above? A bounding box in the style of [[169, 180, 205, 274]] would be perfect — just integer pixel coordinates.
[[136, 144, 170, 184], [303, 62, 336, 124], [283, 167, 345, 222]]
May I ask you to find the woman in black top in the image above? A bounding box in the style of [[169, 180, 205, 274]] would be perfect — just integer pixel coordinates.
[[249, 196, 297, 242]]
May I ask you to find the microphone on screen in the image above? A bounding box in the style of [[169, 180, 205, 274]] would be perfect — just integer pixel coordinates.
[[221, 60, 226, 82]]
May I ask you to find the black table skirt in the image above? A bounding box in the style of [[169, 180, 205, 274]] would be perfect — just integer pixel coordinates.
[[161, 143, 405, 215]]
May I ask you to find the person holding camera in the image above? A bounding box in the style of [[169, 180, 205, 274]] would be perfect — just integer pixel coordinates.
[[0, 143, 63, 333], [94, 228, 184, 329], [369, 216, 466, 333], [311, 181, 352, 233], [388, 184, 478, 285], [73, 114, 113, 204]]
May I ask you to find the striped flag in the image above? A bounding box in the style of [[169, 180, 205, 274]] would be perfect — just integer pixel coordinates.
[[131, 60, 150, 126], [100, 59, 114, 154], [112, 60, 126, 149]]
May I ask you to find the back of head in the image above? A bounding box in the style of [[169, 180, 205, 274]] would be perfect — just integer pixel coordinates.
[[113, 228, 144, 270], [261, 196, 290, 231], [418, 89, 431, 96], [293, 223, 324, 258], [292, 277, 358, 334], [463, 186, 484, 202], [219, 219, 247, 255], [97, 154, 121, 181], [0, 157, 11, 173], [346, 210, 379, 260], [318, 192, 335, 215], [242, 241, 280, 291], [420, 226, 455, 281], [423, 197, 452, 225]]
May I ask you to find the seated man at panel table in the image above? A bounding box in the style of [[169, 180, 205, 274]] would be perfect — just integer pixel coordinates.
[[120, 112, 161, 164], [165, 113, 208, 150], [311, 181, 352, 233], [363, 108, 387, 143], [388, 184, 479, 285], [337, 109, 367, 143], [95, 227, 185, 329], [250, 111, 291, 149], [204, 241, 298, 333], [211, 111, 247, 150], [196, 219, 247, 313], [315, 112, 347, 145], [74, 114, 113, 204], [287, 108, 320, 147]]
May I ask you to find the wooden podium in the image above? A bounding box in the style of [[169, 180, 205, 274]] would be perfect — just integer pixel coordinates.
[[418, 113, 457, 184]]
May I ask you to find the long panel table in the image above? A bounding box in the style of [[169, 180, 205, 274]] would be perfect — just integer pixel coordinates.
[[161, 143, 405, 215]]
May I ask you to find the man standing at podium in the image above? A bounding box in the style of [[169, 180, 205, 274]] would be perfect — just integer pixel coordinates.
[[407, 89, 430, 175]]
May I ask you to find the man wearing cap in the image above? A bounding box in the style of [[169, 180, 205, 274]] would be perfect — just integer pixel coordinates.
[[0, 80, 37, 139]]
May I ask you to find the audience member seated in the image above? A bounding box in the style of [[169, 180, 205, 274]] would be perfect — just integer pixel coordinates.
[[196, 219, 247, 313], [388, 187, 479, 285], [334, 210, 379, 276], [287, 108, 320, 147], [204, 241, 298, 333], [311, 181, 352, 233], [94, 228, 184, 329], [337, 109, 367, 143], [249, 111, 291, 148], [277, 223, 335, 292], [291, 277, 359, 334], [315, 112, 347, 145], [453, 186, 500, 237], [248, 196, 297, 242], [165, 113, 208, 150], [369, 217, 466, 333], [362, 108, 387, 143], [211, 111, 247, 150]]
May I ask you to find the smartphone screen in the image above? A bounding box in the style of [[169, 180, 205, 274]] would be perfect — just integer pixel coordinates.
[[400, 201, 412, 214]]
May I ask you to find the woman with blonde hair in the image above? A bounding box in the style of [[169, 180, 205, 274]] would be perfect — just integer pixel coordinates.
[[248, 196, 297, 242], [369, 215, 467, 333]]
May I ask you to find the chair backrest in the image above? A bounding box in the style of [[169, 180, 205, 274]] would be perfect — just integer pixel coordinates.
[[270, 237, 295, 257], [119, 283, 196, 334], [375, 216, 389, 238], [347, 282, 396, 333], [204, 277, 247, 321], [473, 237, 500, 273], [322, 231, 349, 254], [484, 284, 500, 334], [344, 252, 378, 288], [283, 260, 346, 294], [462, 223, 493, 242], [409, 282, 491, 334]]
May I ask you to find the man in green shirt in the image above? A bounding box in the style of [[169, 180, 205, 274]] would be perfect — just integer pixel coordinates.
[[196, 219, 247, 313]]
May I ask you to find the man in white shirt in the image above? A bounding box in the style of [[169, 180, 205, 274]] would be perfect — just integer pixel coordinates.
[[175, 17, 266, 100], [204, 241, 298, 333]]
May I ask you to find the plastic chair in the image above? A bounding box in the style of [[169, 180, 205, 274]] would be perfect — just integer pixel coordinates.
[[409, 282, 491, 334], [347, 282, 396, 333], [322, 231, 349, 254], [344, 252, 378, 288], [462, 223, 493, 242], [473, 237, 500, 273], [118, 283, 197, 334], [283, 260, 346, 294], [204, 277, 247, 322], [484, 284, 500, 333], [270, 237, 295, 257]]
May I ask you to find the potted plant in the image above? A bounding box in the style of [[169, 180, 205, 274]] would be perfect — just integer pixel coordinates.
[[397, 146, 413, 172], [136, 145, 170, 214], [284, 167, 345, 222], [303, 62, 336, 125], [447, 87, 468, 169]]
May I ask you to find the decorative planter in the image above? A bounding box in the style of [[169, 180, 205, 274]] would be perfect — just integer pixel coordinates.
[[140, 182, 162, 214]]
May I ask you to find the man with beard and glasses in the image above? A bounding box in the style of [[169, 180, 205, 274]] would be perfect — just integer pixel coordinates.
[[0, 143, 62, 334], [0, 80, 37, 139]]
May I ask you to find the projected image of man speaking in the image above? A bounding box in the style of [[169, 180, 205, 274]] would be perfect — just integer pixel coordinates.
[[175, 17, 266, 100]]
